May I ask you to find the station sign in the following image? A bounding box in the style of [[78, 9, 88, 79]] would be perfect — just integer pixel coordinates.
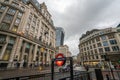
[[55, 53, 66, 66]]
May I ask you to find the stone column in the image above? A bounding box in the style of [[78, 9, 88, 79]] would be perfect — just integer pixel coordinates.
[[7, 37, 20, 68], [0, 36, 8, 59], [20, 42, 26, 67], [28, 44, 33, 67]]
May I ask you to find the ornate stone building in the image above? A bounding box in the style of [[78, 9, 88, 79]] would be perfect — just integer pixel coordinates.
[[79, 26, 120, 67], [0, 0, 56, 68]]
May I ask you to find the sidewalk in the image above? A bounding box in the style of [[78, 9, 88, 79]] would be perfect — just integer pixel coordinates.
[[0, 66, 58, 79]]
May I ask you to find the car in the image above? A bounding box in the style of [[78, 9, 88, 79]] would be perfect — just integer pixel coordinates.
[[59, 64, 70, 72]]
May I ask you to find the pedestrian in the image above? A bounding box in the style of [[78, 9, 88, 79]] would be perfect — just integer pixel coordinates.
[[106, 74, 109, 80], [85, 66, 89, 71]]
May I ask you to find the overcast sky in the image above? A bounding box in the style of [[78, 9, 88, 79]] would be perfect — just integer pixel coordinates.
[[38, 0, 120, 56]]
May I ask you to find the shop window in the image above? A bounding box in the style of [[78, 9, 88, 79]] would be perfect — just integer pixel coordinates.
[[3, 44, 13, 60]]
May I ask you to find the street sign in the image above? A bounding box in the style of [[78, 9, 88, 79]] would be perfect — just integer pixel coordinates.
[[55, 53, 66, 66]]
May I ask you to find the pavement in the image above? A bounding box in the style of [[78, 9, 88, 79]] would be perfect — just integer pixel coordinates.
[[0, 66, 58, 79]]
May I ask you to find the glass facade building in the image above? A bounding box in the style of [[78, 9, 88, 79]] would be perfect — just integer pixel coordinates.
[[56, 27, 65, 46]]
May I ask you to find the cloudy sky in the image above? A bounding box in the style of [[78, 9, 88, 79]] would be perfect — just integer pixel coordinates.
[[38, 0, 120, 56]]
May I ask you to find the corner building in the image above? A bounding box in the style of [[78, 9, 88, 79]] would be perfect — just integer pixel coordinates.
[[79, 26, 120, 67], [0, 0, 56, 68]]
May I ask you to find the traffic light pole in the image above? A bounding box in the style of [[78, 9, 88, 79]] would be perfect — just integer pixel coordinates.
[[51, 57, 73, 80], [70, 57, 74, 80], [51, 59, 54, 80]]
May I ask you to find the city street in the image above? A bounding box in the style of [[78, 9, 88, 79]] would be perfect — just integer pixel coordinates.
[[1, 67, 120, 80]]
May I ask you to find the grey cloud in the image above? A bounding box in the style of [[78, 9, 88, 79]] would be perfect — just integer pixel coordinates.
[[39, 0, 120, 55]]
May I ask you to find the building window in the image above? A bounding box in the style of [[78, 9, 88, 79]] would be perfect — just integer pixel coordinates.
[[17, 12, 23, 17], [96, 56, 99, 59], [87, 47, 89, 50], [7, 8, 16, 14], [8, 37, 15, 44], [100, 31, 104, 35], [99, 48, 103, 53], [0, 5, 6, 11], [0, 35, 6, 42], [12, 2, 19, 7], [104, 47, 110, 51], [15, 18, 21, 24], [21, 6, 25, 11], [103, 41, 109, 46], [0, 22, 10, 30], [3, 44, 13, 60], [91, 50, 93, 55], [93, 44, 96, 48], [109, 39, 117, 45], [97, 43, 102, 47], [4, 0, 9, 3], [3, 14, 13, 22], [112, 46, 119, 51], [84, 47, 86, 51], [12, 26, 18, 32], [101, 36, 106, 40], [0, 46, 2, 55], [0, 12, 2, 18], [89, 40, 91, 44], [90, 46, 92, 49], [96, 37, 100, 41], [108, 34, 114, 39], [92, 39, 95, 43], [94, 49, 97, 53]]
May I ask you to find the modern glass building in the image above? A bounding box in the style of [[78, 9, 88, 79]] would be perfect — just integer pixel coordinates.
[[56, 27, 65, 46], [79, 26, 120, 68], [0, 0, 56, 68]]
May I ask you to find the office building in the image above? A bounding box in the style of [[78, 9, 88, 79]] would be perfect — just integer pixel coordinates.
[[79, 26, 120, 67], [0, 0, 56, 68], [56, 27, 65, 46]]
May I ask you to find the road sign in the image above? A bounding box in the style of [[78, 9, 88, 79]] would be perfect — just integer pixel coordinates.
[[55, 53, 66, 66]]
